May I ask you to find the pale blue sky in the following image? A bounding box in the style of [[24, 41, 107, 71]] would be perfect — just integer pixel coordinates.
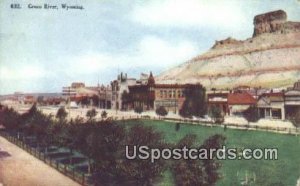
[[0, 0, 299, 94]]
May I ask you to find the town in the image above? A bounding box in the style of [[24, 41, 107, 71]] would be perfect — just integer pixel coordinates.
[[1, 71, 300, 186], [1, 4, 300, 186], [1, 72, 300, 131]]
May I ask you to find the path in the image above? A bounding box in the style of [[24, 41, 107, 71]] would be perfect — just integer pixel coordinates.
[[0, 136, 80, 186]]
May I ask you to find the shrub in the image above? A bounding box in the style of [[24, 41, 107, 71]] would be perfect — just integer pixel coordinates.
[[56, 107, 68, 122], [86, 108, 97, 121], [134, 106, 143, 114], [156, 106, 168, 118], [101, 110, 107, 119], [209, 105, 224, 124], [243, 106, 259, 123]]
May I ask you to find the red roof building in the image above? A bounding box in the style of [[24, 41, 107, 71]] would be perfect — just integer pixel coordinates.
[[208, 91, 257, 116], [228, 92, 257, 105]]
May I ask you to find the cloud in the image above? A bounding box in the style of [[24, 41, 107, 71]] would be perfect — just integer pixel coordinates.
[[137, 36, 199, 67], [0, 65, 48, 80], [65, 36, 200, 76], [130, 0, 247, 31]]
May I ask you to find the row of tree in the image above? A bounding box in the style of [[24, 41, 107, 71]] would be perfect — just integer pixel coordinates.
[[0, 104, 225, 186]]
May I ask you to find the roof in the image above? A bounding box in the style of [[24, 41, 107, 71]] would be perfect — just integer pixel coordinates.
[[228, 92, 256, 105], [259, 92, 284, 102], [285, 90, 300, 96], [155, 83, 203, 89], [258, 92, 284, 105]]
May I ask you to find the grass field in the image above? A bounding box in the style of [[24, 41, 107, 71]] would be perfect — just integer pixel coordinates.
[[124, 120, 300, 186]]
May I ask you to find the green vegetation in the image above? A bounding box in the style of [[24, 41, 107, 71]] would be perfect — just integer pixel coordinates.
[[0, 105, 224, 186], [156, 106, 168, 118], [288, 107, 300, 128], [86, 108, 97, 120], [209, 105, 224, 124], [56, 107, 68, 122], [124, 120, 300, 186], [179, 84, 206, 118], [101, 110, 108, 119], [121, 90, 132, 110], [134, 105, 143, 114], [2, 104, 299, 186], [243, 106, 259, 123]]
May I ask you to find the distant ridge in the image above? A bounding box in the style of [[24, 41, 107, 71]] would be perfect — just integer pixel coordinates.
[[156, 10, 300, 89]]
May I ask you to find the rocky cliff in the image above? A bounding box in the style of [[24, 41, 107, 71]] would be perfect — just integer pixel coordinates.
[[156, 10, 300, 89], [253, 10, 300, 37]]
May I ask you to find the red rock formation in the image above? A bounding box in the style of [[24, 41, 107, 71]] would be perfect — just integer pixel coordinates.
[[253, 10, 300, 37]]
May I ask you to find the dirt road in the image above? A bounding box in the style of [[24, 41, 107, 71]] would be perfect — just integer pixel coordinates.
[[0, 136, 80, 186]]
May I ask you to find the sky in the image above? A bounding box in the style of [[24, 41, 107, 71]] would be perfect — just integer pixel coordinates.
[[0, 0, 299, 94]]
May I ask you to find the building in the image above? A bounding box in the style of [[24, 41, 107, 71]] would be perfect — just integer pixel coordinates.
[[207, 91, 229, 115], [207, 90, 256, 116], [228, 92, 257, 115], [98, 84, 112, 109], [154, 84, 187, 113], [127, 72, 155, 111], [284, 80, 300, 119], [127, 72, 204, 113], [257, 92, 285, 120], [111, 73, 137, 110], [62, 82, 108, 107], [24, 95, 36, 104]]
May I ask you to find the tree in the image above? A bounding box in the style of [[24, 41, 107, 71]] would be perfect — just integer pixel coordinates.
[[82, 121, 167, 186], [0, 107, 21, 131], [121, 90, 132, 110], [20, 103, 40, 133], [156, 106, 168, 118], [81, 96, 90, 107], [84, 121, 127, 180], [209, 105, 224, 124], [134, 106, 143, 114], [200, 134, 226, 185], [56, 107, 68, 122], [101, 110, 107, 119], [243, 106, 259, 123], [25, 103, 38, 119], [91, 94, 100, 107], [179, 84, 206, 118], [288, 108, 300, 128], [37, 96, 44, 105], [86, 108, 97, 121], [171, 134, 225, 186]]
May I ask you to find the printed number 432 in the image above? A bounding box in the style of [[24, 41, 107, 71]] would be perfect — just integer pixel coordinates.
[[11, 4, 21, 9]]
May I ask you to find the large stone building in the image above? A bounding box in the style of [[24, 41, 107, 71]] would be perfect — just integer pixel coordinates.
[[127, 72, 204, 113], [110, 73, 138, 110]]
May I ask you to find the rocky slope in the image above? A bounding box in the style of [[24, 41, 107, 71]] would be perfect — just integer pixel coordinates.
[[156, 10, 300, 89]]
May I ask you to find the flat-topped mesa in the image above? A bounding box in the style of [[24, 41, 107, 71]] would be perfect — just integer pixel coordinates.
[[253, 10, 300, 37], [253, 10, 287, 37]]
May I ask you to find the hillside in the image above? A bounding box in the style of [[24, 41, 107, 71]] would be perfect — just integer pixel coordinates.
[[156, 10, 300, 89]]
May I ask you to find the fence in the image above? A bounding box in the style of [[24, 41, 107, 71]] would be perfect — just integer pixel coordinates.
[[138, 116, 300, 136], [0, 132, 92, 186]]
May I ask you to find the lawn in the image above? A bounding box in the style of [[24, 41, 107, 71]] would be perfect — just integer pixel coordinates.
[[124, 119, 300, 186]]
